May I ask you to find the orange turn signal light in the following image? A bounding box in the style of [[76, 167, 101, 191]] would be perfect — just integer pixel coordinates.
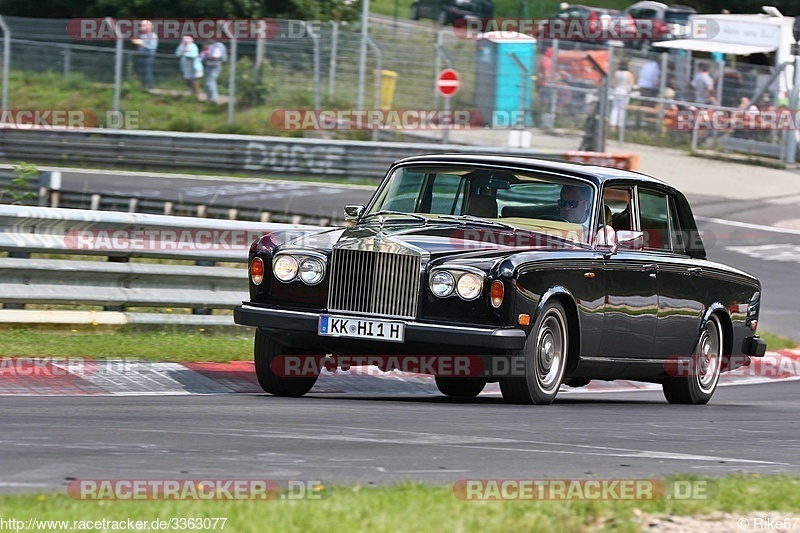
[[518, 314, 531, 326], [250, 257, 265, 285], [490, 280, 504, 308]]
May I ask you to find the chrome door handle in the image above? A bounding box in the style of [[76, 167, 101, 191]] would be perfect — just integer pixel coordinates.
[[687, 267, 702, 275]]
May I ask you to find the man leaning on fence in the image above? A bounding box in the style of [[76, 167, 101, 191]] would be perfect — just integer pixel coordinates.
[[132, 20, 158, 90], [201, 38, 227, 104]]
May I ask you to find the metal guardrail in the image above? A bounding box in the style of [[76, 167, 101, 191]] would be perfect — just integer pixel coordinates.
[[0, 169, 337, 226], [0, 204, 323, 325], [0, 128, 566, 178]]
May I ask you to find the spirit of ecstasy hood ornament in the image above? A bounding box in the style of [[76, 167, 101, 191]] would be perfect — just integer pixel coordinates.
[[375, 215, 386, 239]]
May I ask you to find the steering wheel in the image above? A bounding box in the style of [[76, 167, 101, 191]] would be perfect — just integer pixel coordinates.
[[539, 214, 569, 223]]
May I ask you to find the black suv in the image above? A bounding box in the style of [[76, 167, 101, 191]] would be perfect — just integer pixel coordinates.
[[411, 0, 494, 25]]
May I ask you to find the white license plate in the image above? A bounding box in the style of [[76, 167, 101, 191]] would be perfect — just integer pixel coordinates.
[[318, 315, 405, 343]]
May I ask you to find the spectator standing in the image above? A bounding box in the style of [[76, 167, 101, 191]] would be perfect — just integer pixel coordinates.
[[637, 58, 660, 98], [175, 36, 204, 98], [691, 62, 714, 105], [537, 47, 555, 109], [131, 20, 158, 90], [200, 38, 228, 104], [609, 60, 634, 132]]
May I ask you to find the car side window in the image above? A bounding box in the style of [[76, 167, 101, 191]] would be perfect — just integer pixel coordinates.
[[638, 189, 671, 251], [602, 186, 633, 231], [667, 195, 686, 254]]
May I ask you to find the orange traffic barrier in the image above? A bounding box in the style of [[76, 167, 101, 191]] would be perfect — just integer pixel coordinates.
[[563, 151, 639, 171]]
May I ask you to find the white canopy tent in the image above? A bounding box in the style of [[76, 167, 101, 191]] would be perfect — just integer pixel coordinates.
[[654, 12, 796, 93]]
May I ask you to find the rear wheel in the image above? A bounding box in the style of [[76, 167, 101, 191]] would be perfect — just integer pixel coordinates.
[[254, 329, 318, 397], [663, 314, 723, 405], [435, 377, 486, 398], [500, 301, 569, 405]]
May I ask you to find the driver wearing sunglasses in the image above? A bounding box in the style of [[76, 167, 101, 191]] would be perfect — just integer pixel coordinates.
[[558, 184, 592, 225]]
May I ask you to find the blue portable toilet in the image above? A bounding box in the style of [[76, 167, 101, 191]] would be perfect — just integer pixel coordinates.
[[475, 31, 536, 127]]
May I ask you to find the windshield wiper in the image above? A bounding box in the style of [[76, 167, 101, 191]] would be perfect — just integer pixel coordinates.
[[360, 210, 428, 223], [436, 214, 516, 230]]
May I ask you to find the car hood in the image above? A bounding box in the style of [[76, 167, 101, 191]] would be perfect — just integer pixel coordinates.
[[262, 221, 586, 261]]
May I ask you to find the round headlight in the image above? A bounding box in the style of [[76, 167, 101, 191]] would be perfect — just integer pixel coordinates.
[[299, 257, 325, 285], [456, 273, 483, 300], [273, 255, 299, 282], [430, 271, 455, 298]]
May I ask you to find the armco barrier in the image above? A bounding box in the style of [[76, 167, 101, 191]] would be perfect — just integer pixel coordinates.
[[0, 128, 577, 178], [0, 205, 323, 326]]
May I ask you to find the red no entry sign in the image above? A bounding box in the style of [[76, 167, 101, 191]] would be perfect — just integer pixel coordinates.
[[437, 69, 460, 97]]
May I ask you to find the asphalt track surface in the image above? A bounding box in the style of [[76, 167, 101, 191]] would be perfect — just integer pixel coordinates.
[[51, 168, 800, 341], [1, 380, 799, 491]]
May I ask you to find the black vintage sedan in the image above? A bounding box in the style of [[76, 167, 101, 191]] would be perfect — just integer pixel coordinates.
[[234, 155, 766, 405]]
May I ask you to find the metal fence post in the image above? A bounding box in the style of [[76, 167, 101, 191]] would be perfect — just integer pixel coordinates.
[[0, 16, 11, 110], [508, 52, 531, 127], [227, 37, 237, 126], [328, 22, 338, 99], [255, 35, 265, 79], [109, 18, 123, 115], [367, 37, 382, 142], [433, 30, 444, 110], [593, 44, 613, 153], [787, 47, 800, 164], [62, 45, 71, 79], [312, 23, 321, 111], [657, 52, 668, 136], [357, 0, 370, 110], [548, 40, 560, 122]]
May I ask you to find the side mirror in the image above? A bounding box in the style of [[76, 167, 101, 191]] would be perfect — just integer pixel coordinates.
[[616, 230, 645, 251], [344, 205, 365, 221], [594, 226, 617, 254]]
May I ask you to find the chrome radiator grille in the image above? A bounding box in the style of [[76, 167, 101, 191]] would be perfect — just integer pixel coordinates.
[[327, 248, 421, 319]]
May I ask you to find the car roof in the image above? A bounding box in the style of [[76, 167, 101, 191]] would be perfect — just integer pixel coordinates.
[[392, 153, 673, 190], [627, 1, 668, 9], [567, 5, 621, 12]]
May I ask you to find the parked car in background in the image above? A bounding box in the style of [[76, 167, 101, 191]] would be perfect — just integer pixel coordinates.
[[625, 1, 697, 48], [234, 155, 767, 405], [553, 5, 636, 47], [411, 0, 494, 25]]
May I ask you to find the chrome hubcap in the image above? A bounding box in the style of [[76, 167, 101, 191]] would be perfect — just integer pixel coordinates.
[[697, 320, 721, 391], [536, 313, 565, 392]]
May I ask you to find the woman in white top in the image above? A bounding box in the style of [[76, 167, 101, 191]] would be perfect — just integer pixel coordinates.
[[609, 60, 634, 130]]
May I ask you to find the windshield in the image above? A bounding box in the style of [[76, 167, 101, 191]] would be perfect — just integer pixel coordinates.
[[365, 165, 596, 243]]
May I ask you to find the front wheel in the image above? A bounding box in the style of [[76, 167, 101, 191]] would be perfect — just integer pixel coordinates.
[[254, 329, 318, 397], [435, 377, 486, 398], [411, 4, 420, 20], [437, 10, 448, 25], [662, 314, 723, 405], [500, 301, 569, 405]]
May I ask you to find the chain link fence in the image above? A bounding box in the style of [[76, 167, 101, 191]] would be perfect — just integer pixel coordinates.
[[0, 14, 795, 161]]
